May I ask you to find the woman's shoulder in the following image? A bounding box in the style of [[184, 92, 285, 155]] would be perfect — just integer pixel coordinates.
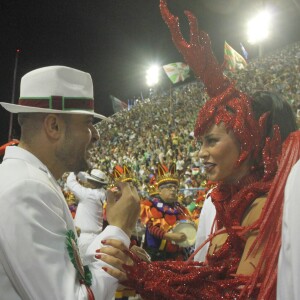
[[242, 196, 267, 227]]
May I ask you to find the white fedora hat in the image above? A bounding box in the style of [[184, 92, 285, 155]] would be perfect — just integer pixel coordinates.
[[0, 65, 107, 120], [85, 169, 108, 184]]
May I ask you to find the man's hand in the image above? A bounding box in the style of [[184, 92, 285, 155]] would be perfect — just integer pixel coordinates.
[[164, 232, 187, 243], [106, 182, 140, 237], [130, 245, 151, 262]]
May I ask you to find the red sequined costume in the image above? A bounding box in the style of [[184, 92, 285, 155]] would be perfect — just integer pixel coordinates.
[[121, 1, 300, 299]]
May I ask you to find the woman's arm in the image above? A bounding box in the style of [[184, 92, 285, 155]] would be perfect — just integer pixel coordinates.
[[236, 197, 267, 275]]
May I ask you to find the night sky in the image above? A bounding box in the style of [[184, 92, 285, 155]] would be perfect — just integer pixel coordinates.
[[1, 0, 299, 145]]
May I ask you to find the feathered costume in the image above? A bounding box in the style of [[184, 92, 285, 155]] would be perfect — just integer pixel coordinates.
[[141, 163, 193, 261]]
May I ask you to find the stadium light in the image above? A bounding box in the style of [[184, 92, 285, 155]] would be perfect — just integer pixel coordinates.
[[146, 65, 159, 87], [247, 10, 271, 45]]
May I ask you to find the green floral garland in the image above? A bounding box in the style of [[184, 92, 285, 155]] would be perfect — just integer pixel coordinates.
[[66, 230, 92, 287]]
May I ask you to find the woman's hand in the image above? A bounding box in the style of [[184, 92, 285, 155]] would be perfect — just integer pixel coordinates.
[[96, 239, 133, 281]]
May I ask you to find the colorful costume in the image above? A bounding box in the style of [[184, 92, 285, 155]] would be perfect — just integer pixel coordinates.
[[141, 163, 195, 261], [141, 195, 192, 261], [121, 1, 300, 299]]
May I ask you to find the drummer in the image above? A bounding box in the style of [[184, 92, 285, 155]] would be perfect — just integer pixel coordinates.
[[142, 163, 193, 261]]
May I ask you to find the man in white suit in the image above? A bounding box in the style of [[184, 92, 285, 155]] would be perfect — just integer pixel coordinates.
[[0, 66, 140, 300], [277, 159, 300, 300], [67, 169, 108, 259]]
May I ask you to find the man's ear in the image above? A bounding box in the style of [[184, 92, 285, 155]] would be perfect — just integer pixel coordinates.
[[43, 114, 64, 140]]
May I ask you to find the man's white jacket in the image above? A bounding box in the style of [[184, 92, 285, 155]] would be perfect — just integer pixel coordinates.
[[0, 146, 129, 300]]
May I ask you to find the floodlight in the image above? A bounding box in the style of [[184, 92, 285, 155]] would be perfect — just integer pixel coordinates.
[[146, 65, 159, 87], [247, 10, 271, 44]]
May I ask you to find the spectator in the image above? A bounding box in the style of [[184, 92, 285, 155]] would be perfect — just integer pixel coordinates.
[[66, 169, 108, 259]]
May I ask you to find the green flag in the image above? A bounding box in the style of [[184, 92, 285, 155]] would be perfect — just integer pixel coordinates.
[[224, 41, 247, 71], [163, 62, 190, 84]]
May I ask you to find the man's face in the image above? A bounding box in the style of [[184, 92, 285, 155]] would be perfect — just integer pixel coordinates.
[[56, 114, 99, 173], [159, 183, 178, 203]]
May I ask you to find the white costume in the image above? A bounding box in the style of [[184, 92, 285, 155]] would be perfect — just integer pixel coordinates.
[[193, 190, 216, 262], [0, 146, 130, 300], [277, 159, 300, 300], [67, 172, 106, 256]]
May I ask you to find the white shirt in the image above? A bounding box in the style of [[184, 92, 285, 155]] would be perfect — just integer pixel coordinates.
[[277, 159, 300, 300], [176, 159, 185, 171], [67, 172, 105, 233], [193, 191, 216, 262], [0, 146, 130, 300]]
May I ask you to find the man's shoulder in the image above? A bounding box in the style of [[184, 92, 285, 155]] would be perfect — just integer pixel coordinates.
[[0, 157, 48, 183], [0, 157, 60, 200], [0, 158, 66, 218]]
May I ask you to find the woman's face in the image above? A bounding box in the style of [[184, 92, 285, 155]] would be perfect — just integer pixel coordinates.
[[199, 123, 250, 184]]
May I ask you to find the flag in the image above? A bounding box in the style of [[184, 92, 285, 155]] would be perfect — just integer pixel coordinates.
[[240, 42, 249, 60], [110, 95, 127, 113], [163, 62, 190, 84], [224, 41, 247, 71]]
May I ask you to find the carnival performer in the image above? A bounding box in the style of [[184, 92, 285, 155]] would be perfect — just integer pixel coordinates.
[[96, 1, 300, 299], [138, 181, 159, 247], [139, 163, 196, 261], [66, 169, 108, 260], [0, 66, 140, 300]]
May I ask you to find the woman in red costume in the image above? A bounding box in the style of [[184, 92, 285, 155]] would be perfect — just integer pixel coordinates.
[[98, 1, 300, 299]]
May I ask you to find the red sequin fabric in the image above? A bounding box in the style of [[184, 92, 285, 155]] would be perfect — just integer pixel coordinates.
[[123, 172, 268, 299], [194, 84, 271, 168]]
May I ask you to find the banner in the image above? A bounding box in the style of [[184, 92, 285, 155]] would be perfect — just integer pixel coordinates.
[[163, 62, 190, 84], [224, 41, 247, 71], [110, 95, 127, 113]]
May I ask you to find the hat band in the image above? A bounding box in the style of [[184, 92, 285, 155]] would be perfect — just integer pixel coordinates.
[[90, 174, 105, 182], [19, 96, 94, 111]]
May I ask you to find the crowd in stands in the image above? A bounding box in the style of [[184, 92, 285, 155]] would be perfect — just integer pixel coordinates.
[[228, 41, 300, 112], [93, 80, 206, 196]]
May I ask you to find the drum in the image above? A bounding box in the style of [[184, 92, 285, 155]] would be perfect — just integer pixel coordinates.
[[172, 220, 197, 247]]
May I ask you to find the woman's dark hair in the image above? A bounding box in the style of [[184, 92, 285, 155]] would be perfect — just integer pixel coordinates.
[[251, 91, 298, 142]]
